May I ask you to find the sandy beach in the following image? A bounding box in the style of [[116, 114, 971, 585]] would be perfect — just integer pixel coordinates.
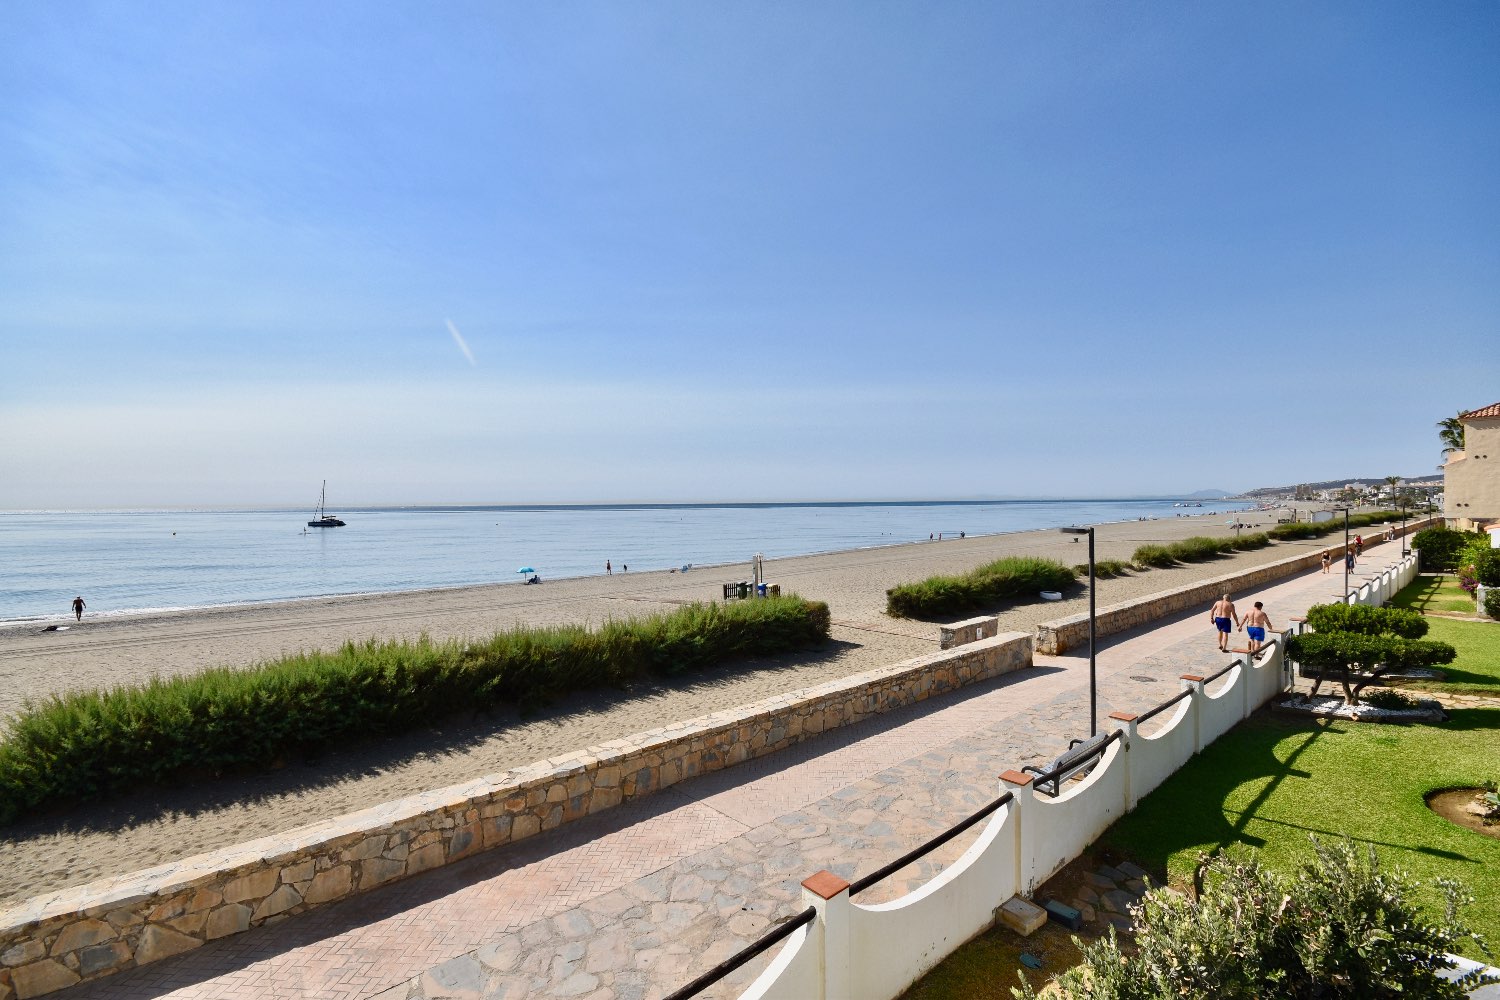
[[0, 505, 1387, 904]]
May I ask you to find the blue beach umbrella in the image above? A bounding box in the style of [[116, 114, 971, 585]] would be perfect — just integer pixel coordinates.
[[516, 566, 535, 574]]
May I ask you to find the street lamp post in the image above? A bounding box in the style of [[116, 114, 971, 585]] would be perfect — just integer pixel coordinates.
[[1061, 526, 1096, 736]]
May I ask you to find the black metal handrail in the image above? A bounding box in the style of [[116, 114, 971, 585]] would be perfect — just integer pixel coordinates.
[[1134, 687, 1191, 726], [1202, 661, 1238, 685], [848, 790, 1015, 897], [662, 905, 817, 1000], [1024, 729, 1122, 790]]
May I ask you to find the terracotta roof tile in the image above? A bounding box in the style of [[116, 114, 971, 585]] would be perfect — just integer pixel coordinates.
[[1461, 401, 1500, 420]]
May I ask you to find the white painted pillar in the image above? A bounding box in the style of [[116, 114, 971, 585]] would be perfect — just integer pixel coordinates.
[[1107, 712, 1137, 810], [1179, 674, 1206, 753], [800, 871, 850, 1000], [1000, 770, 1035, 895]]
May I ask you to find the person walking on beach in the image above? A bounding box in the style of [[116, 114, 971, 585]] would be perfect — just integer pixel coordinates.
[[1321, 550, 1331, 574], [1241, 601, 1273, 657], [1209, 594, 1239, 652], [71, 595, 85, 621], [606, 560, 612, 576]]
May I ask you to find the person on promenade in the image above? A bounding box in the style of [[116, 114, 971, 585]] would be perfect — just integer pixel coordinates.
[[1209, 594, 1239, 652], [606, 560, 612, 575], [1241, 601, 1273, 657], [1321, 549, 1331, 574], [71, 595, 85, 621], [1345, 548, 1356, 573], [1354, 534, 1363, 557]]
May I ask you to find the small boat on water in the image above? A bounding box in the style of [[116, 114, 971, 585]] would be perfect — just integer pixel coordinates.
[[308, 481, 346, 527]]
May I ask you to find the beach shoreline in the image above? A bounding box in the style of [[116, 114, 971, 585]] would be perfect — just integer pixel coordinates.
[[0, 502, 1401, 904]]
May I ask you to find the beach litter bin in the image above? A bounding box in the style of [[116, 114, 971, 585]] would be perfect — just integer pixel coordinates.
[[756, 583, 767, 597], [737, 582, 749, 599], [769, 584, 780, 597]]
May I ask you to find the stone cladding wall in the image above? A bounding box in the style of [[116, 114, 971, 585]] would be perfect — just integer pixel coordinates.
[[938, 614, 1001, 649], [0, 633, 1033, 998]]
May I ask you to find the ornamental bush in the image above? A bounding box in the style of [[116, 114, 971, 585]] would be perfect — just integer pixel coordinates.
[[1013, 839, 1498, 1000], [1290, 602, 1453, 704], [1412, 526, 1485, 571], [885, 557, 1075, 618], [0, 595, 831, 824]]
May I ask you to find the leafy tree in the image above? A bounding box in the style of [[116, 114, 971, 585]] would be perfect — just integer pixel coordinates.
[[1289, 603, 1453, 704], [1015, 839, 1496, 1000]]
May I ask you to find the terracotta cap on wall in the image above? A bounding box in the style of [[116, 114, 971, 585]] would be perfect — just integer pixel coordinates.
[[801, 871, 850, 900], [1180, 674, 1205, 683], [1000, 769, 1033, 786], [1107, 711, 1138, 723]]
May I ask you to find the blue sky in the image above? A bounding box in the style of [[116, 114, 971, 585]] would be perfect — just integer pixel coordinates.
[[2, 2, 1496, 507]]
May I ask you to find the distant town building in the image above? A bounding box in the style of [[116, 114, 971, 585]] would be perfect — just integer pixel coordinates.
[[1443, 401, 1500, 531]]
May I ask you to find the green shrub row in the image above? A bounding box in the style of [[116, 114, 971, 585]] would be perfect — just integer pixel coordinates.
[[0, 596, 832, 824], [1268, 511, 1401, 542], [885, 556, 1075, 619], [1129, 533, 1271, 568], [1074, 559, 1134, 579]]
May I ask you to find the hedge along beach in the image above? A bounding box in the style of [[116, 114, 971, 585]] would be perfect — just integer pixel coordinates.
[[0, 502, 1373, 907]]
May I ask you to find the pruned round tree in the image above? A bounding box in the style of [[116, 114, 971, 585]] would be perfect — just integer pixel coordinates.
[[1288, 604, 1454, 705]]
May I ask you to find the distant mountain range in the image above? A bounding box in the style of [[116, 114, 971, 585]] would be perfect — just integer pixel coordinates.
[[1239, 475, 1442, 498]]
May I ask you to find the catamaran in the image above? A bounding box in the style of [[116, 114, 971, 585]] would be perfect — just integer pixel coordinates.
[[307, 481, 346, 527]]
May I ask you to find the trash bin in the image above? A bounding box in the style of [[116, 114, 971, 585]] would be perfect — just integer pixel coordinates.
[[769, 584, 780, 597], [756, 583, 767, 597], [737, 582, 749, 599]]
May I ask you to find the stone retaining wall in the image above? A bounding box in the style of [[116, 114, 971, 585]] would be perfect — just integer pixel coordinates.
[[0, 632, 1033, 999], [938, 614, 1000, 650], [1035, 518, 1435, 655]]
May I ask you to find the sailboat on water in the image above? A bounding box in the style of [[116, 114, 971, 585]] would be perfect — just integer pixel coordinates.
[[307, 481, 346, 527]]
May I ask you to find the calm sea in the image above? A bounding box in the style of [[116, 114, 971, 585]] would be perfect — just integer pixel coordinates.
[[0, 499, 1252, 624]]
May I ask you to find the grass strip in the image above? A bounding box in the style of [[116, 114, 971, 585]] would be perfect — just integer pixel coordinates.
[[885, 556, 1075, 619], [0, 595, 831, 824]]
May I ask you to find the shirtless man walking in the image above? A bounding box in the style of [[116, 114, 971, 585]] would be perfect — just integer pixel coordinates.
[[1241, 601, 1273, 657], [1209, 594, 1239, 652]]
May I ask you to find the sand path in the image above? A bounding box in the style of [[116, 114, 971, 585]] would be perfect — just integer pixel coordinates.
[[0, 506, 1377, 904]]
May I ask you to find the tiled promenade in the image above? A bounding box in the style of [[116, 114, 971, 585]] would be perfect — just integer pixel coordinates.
[[62, 548, 1408, 1000]]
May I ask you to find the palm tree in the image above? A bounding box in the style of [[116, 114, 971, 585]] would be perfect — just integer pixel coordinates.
[[1438, 413, 1465, 459], [1384, 475, 1401, 506]]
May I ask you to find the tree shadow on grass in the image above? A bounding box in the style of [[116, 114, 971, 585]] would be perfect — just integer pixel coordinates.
[[1105, 708, 1500, 880], [1102, 713, 1323, 870]]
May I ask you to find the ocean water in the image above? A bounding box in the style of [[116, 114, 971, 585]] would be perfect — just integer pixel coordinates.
[[0, 499, 1252, 624]]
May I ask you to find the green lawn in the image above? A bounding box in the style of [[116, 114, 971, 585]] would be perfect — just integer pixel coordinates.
[[1392, 573, 1481, 615], [1100, 710, 1500, 955], [1385, 574, 1500, 694], [1406, 616, 1500, 693]]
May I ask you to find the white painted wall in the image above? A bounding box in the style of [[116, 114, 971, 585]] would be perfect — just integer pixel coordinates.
[[846, 800, 1019, 997]]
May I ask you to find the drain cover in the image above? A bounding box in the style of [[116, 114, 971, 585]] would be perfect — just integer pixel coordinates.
[[1130, 675, 1157, 683]]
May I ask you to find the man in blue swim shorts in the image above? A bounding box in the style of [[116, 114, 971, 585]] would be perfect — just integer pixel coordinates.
[[1209, 594, 1239, 652], [1241, 601, 1273, 657]]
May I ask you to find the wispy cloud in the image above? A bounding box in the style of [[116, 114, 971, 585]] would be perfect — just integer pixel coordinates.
[[446, 318, 477, 367]]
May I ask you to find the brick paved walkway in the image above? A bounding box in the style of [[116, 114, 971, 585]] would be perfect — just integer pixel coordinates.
[[63, 550, 1408, 1000]]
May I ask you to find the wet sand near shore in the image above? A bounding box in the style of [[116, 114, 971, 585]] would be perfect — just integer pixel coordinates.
[[0, 507, 1378, 905]]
